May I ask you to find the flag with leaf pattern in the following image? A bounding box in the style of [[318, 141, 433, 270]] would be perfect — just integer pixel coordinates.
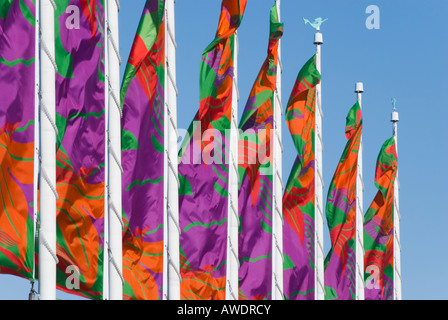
[[324, 102, 362, 300], [120, 0, 166, 300], [54, 0, 106, 300], [178, 0, 247, 300], [282, 55, 321, 300], [0, 0, 36, 281], [364, 136, 397, 300], [238, 4, 282, 300]]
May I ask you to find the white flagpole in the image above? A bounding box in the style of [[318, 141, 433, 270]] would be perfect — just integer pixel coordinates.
[[106, 0, 123, 300], [272, 0, 284, 301], [391, 101, 401, 300], [314, 26, 325, 301], [103, 0, 110, 300], [355, 82, 365, 300], [164, 0, 181, 300], [31, 0, 41, 301], [38, 0, 58, 301], [226, 31, 240, 300]]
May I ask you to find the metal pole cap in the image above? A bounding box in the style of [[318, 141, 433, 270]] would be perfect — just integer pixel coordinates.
[[314, 32, 323, 44], [355, 82, 364, 93], [391, 110, 399, 122], [391, 98, 399, 122]]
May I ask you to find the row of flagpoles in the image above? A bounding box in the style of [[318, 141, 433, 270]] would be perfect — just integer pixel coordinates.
[[0, 0, 401, 300]]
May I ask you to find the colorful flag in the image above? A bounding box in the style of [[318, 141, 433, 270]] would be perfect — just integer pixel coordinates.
[[238, 4, 283, 301], [324, 102, 363, 300], [54, 0, 106, 300], [120, 0, 166, 300], [178, 0, 247, 300], [364, 136, 397, 300], [0, 0, 36, 281], [282, 55, 321, 300]]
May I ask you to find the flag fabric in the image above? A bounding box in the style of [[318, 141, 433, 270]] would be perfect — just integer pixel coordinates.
[[364, 136, 397, 300], [120, 0, 166, 300], [178, 0, 247, 300], [237, 4, 283, 300], [324, 102, 363, 300], [54, 0, 106, 300], [282, 55, 321, 300], [0, 0, 36, 281]]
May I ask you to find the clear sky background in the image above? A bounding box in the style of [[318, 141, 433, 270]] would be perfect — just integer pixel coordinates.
[[0, 0, 447, 300]]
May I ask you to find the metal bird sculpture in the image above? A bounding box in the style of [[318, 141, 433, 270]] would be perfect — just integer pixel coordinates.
[[303, 17, 328, 31], [391, 98, 397, 111]]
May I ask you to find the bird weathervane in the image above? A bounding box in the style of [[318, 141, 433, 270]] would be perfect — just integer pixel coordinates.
[[303, 17, 328, 31], [391, 98, 397, 111]]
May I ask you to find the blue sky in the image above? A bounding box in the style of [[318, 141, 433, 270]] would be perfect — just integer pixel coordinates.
[[1, 0, 447, 300]]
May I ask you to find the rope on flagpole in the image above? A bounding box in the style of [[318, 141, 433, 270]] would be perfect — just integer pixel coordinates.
[[38, 91, 58, 136], [226, 280, 237, 300], [107, 78, 123, 118], [38, 24, 58, 73], [39, 231, 59, 264], [229, 195, 240, 228], [273, 234, 284, 263], [273, 196, 283, 225], [165, 245, 182, 282], [167, 62, 178, 96], [276, 50, 283, 73], [166, 20, 177, 49], [275, 170, 283, 189], [40, 40, 58, 73], [167, 203, 181, 234], [37, 152, 59, 200], [40, 167, 59, 200], [108, 197, 124, 229], [166, 151, 180, 188], [233, 76, 240, 102], [275, 89, 283, 113], [166, 105, 179, 141], [227, 236, 240, 269], [114, 0, 120, 12], [107, 131, 124, 173], [275, 129, 283, 152], [273, 273, 284, 299], [48, 0, 57, 10], [107, 186, 124, 229], [107, 24, 122, 65], [107, 242, 124, 285]]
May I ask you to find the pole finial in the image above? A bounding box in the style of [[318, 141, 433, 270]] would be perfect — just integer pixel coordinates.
[[303, 17, 328, 32], [304, 18, 326, 45], [391, 98, 397, 111], [355, 82, 364, 93], [391, 98, 399, 122]]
